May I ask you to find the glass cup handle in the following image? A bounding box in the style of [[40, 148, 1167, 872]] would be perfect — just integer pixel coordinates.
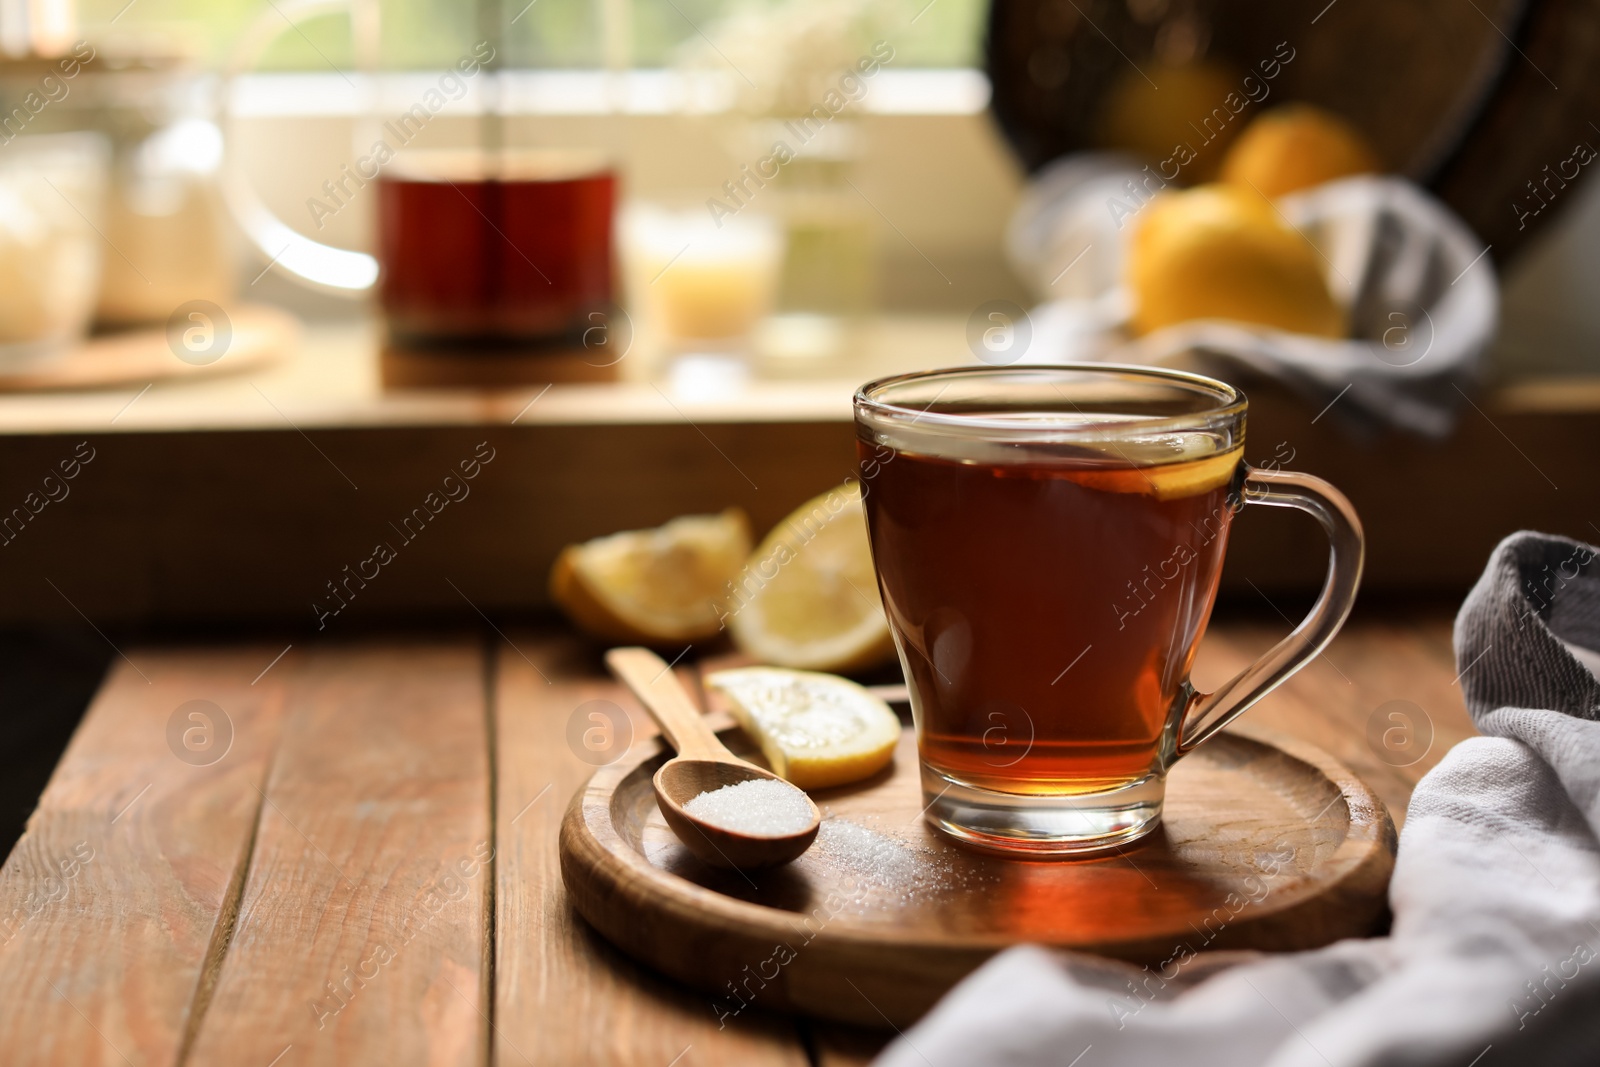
[[1176, 467, 1365, 754]]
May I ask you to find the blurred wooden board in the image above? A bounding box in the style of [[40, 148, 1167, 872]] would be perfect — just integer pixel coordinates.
[[0, 370, 1591, 628], [0, 315, 1590, 628], [562, 715, 1395, 1028], [0, 305, 295, 393], [381, 341, 621, 388], [813, 1026, 892, 1067]]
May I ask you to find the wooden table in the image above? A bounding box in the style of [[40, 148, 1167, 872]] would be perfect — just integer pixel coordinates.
[[0, 610, 1472, 1066]]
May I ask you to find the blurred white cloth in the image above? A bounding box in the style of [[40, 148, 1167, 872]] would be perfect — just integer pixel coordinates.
[[1006, 157, 1498, 437], [877, 531, 1600, 1067]]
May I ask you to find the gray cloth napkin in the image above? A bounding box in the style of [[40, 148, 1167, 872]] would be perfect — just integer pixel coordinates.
[[876, 531, 1600, 1067]]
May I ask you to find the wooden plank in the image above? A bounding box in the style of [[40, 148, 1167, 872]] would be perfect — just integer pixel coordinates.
[[0, 420, 860, 629], [811, 1025, 890, 1066], [1195, 610, 1473, 827], [0, 646, 291, 1067], [0, 315, 1591, 629], [1227, 379, 1600, 595], [0, 387, 1588, 629], [185, 640, 491, 1067], [494, 629, 807, 1067]]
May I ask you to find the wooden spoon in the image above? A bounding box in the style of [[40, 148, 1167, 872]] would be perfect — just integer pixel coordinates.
[[605, 647, 821, 870]]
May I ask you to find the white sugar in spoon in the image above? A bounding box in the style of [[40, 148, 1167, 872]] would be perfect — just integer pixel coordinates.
[[605, 647, 821, 870]]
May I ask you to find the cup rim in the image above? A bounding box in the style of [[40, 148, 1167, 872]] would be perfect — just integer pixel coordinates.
[[853, 362, 1246, 440]]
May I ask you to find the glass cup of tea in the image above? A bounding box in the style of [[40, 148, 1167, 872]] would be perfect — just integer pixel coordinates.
[[854, 364, 1363, 854]]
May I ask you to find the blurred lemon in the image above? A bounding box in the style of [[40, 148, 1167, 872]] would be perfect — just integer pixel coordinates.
[[1099, 60, 1242, 182], [706, 667, 900, 789], [1129, 183, 1344, 338], [1221, 104, 1381, 199], [550, 509, 750, 645], [727, 483, 896, 673]]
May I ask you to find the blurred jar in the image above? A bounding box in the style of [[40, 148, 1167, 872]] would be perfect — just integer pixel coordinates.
[[623, 203, 785, 352], [0, 132, 108, 366], [755, 119, 874, 316], [0, 43, 235, 328]]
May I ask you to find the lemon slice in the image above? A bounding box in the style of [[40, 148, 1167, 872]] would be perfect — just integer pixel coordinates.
[[726, 484, 896, 673], [1062, 446, 1243, 501], [549, 509, 750, 644], [706, 667, 900, 789]]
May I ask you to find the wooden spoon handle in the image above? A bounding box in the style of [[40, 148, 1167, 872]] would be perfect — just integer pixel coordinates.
[[605, 647, 731, 762]]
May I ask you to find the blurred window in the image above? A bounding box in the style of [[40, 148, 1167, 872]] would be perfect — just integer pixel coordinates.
[[74, 0, 985, 70]]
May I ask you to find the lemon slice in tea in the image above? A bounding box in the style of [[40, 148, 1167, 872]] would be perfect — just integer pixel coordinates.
[[1062, 445, 1243, 501]]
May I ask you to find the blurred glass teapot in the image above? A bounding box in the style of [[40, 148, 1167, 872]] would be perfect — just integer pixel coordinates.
[[0, 37, 234, 329], [0, 0, 377, 336], [223, 0, 617, 347], [0, 0, 615, 351]]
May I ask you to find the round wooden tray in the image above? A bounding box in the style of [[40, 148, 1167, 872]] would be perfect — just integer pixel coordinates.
[[560, 718, 1396, 1028]]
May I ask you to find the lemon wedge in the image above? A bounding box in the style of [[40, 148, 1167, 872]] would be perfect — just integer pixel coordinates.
[[549, 509, 750, 644], [706, 667, 900, 789], [726, 483, 896, 673], [1062, 447, 1243, 501]]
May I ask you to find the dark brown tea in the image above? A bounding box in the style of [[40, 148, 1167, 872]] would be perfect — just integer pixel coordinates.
[[376, 151, 615, 344], [859, 440, 1242, 796]]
